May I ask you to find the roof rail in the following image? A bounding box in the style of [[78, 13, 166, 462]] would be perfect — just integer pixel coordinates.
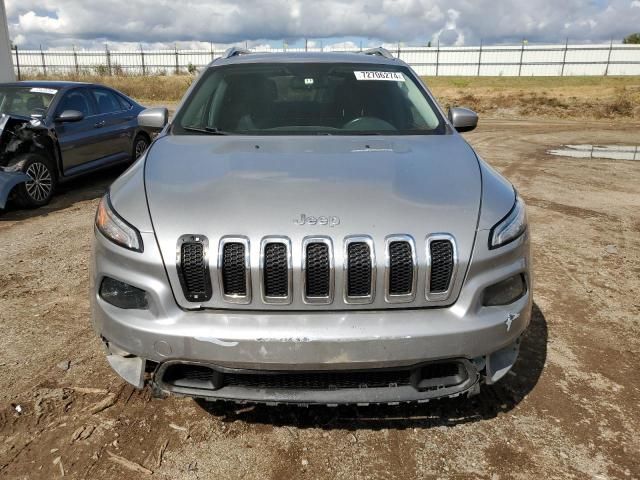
[[223, 47, 252, 59], [362, 47, 395, 59]]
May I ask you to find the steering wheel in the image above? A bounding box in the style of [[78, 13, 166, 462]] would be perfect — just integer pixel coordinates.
[[342, 116, 396, 131]]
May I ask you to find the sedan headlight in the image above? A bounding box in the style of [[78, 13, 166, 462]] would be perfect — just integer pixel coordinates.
[[95, 193, 143, 252], [490, 194, 527, 249]]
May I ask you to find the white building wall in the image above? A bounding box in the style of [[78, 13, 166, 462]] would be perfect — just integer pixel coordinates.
[[0, 0, 15, 82]]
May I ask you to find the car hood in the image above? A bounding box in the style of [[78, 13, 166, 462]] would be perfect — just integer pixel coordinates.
[[144, 134, 482, 310]]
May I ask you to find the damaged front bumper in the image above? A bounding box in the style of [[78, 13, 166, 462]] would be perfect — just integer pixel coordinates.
[[0, 169, 30, 209], [91, 229, 532, 406], [0, 114, 51, 209]]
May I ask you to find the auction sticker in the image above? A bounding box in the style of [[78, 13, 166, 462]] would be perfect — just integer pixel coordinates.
[[30, 87, 58, 95], [354, 71, 405, 81]]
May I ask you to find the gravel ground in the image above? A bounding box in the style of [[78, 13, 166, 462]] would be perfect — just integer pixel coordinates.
[[0, 118, 639, 479]]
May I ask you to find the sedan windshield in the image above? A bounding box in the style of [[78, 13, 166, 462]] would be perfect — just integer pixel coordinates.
[[0, 86, 57, 117], [174, 62, 446, 135]]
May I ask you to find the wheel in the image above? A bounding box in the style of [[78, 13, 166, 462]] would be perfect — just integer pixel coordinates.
[[132, 133, 150, 160], [14, 154, 56, 208]]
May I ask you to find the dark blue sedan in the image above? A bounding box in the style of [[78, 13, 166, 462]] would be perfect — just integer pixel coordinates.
[[0, 81, 150, 209]]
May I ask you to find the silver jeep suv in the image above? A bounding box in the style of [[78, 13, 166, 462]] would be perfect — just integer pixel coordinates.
[[91, 48, 531, 405]]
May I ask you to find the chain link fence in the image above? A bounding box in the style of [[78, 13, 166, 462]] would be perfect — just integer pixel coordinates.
[[11, 42, 640, 78]]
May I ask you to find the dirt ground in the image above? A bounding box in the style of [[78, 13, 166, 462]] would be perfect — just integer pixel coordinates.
[[1, 117, 639, 479]]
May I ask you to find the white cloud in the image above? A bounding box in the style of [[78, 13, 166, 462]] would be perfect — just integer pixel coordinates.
[[5, 0, 640, 49]]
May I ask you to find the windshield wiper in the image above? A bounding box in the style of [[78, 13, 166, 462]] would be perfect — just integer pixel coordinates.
[[182, 125, 230, 135]]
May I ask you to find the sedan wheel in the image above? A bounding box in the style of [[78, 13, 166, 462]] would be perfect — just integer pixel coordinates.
[[25, 161, 53, 203], [134, 137, 149, 159]]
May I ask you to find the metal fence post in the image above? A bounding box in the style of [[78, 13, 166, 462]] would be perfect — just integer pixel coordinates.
[[140, 44, 146, 75], [73, 45, 79, 75], [174, 45, 179, 75], [210, 41, 214, 61], [477, 40, 483, 76], [561, 38, 568, 76], [518, 40, 525, 76], [105, 44, 112, 76], [396, 42, 401, 58], [40, 45, 47, 76], [13, 45, 21, 80], [604, 39, 613, 76], [435, 40, 440, 76]]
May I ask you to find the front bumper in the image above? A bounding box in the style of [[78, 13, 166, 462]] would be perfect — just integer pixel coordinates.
[[0, 170, 30, 209], [91, 229, 531, 404]]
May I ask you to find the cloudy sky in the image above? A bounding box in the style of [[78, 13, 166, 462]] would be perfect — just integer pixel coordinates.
[[5, 0, 640, 50]]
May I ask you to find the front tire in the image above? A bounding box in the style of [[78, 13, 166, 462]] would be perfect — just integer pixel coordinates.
[[132, 133, 150, 160], [15, 154, 56, 208]]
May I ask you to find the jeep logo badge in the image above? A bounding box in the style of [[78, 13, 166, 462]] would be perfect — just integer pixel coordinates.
[[294, 213, 340, 227]]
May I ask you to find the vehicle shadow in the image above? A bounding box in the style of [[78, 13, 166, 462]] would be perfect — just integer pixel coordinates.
[[0, 164, 128, 222], [195, 302, 547, 430]]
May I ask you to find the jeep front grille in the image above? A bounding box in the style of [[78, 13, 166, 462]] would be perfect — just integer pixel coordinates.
[[176, 235, 211, 302], [176, 234, 458, 306]]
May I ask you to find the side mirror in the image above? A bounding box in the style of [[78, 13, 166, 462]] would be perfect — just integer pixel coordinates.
[[448, 107, 478, 133], [56, 110, 84, 123], [138, 107, 168, 132]]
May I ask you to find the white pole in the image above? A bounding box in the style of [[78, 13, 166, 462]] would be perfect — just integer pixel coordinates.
[[0, 0, 15, 82]]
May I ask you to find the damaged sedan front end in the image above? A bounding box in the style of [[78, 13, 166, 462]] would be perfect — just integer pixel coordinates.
[[1, 81, 149, 210], [0, 113, 53, 208]]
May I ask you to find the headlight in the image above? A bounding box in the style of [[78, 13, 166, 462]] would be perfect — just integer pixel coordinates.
[[489, 194, 527, 249], [95, 193, 143, 252]]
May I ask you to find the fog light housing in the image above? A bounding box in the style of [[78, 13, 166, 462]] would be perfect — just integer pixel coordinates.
[[482, 274, 526, 306], [99, 277, 149, 309]]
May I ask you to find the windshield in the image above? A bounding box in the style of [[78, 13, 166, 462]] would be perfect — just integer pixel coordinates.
[[173, 62, 446, 135], [0, 86, 57, 117]]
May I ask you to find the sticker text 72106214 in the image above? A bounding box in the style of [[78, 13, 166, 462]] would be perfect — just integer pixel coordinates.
[[353, 71, 405, 82]]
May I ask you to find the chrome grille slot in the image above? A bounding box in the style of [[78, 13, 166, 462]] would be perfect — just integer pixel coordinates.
[[429, 241, 453, 292], [176, 235, 211, 302], [426, 234, 457, 301], [388, 242, 414, 293], [261, 237, 292, 304], [385, 235, 417, 303], [218, 237, 251, 303], [302, 237, 334, 304], [344, 236, 375, 304]]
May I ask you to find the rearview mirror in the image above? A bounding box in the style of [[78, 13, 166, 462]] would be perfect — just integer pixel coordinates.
[[56, 110, 84, 123], [448, 107, 478, 133], [138, 107, 168, 132]]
